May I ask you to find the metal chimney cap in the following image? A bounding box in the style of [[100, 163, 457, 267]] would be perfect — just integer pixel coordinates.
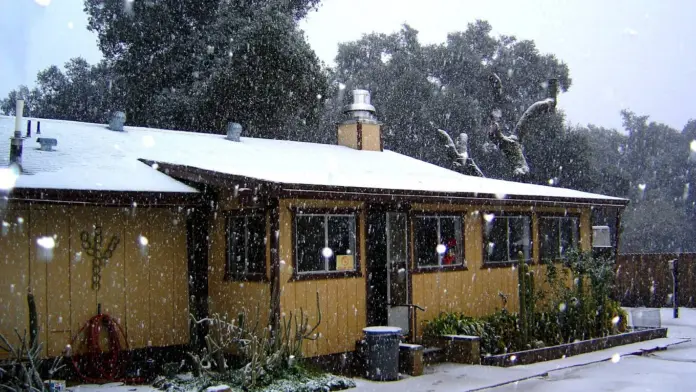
[[344, 89, 376, 114]]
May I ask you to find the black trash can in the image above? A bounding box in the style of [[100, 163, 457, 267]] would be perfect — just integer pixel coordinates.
[[362, 326, 402, 381]]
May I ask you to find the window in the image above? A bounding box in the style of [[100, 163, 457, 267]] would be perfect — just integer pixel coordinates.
[[295, 212, 357, 274], [540, 216, 579, 260], [226, 213, 266, 280], [484, 214, 531, 264], [414, 216, 463, 267]]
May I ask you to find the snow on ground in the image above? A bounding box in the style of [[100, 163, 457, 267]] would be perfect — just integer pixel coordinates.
[[66, 383, 158, 391], [65, 308, 696, 392], [486, 308, 696, 392], [354, 307, 695, 392]]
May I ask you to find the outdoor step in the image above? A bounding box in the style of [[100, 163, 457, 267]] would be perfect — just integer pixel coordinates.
[[423, 347, 445, 365]]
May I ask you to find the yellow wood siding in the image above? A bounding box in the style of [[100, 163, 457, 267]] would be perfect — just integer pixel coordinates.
[[207, 209, 271, 330], [409, 204, 590, 337], [278, 199, 367, 357], [0, 204, 189, 358]]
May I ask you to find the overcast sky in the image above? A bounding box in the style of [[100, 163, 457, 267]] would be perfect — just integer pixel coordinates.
[[2, 0, 694, 130]]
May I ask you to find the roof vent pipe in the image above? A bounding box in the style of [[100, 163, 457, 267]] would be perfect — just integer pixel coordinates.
[[9, 99, 25, 166], [226, 122, 242, 142], [343, 89, 377, 123], [109, 111, 126, 132]]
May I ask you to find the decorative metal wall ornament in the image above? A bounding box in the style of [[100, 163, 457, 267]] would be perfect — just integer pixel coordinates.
[[80, 226, 120, 291]]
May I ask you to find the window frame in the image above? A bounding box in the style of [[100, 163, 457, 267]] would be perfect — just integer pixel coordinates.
[[539, 214, 581, 262], [292, 207, 362, 281], [225, 210, 268, 282], [482, 211, 533, 267], [412, 213, 466, 273]]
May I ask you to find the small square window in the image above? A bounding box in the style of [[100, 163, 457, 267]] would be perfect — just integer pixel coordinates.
[[295, 212, 357, 274], [484, 214, 531, 264], [226, 213, 267, 280], [540, 216, 579, 260], [414, 216, 464, 267]]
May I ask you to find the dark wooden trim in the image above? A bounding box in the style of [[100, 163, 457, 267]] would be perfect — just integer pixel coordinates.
[[356, 122, 363, 150], [290, 270, 363, 281], [7, 188, 202, 206], [222, 210, 270, 282], [481, 261, 519, 269], [289, 206, 360, 214], [290, 207, 363, 281], [269, 198, 281, 332], [186, 201, 212, 350], [615, 208, 624, 258], [379, 130, 384, 152], [411, 264, 468, 274], [281, 188, 629, 208]]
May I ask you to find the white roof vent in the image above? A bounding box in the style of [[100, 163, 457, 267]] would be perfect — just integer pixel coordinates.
[[37, 138, 58, 151], [226, 122, 242, 142], [109, 111, 126, 132], [592, 226, 612, 248]]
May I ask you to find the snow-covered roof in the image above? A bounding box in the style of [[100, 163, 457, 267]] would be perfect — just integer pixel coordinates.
[[0, 116, 626, 203]]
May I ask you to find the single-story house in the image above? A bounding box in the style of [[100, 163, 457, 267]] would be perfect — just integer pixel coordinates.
[[0, 90, 627, 361]]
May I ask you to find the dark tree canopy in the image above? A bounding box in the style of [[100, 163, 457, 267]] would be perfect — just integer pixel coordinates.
[[330, 21, 572, 181], [81, 0, 327, 137], [3, 14, 695, 254]]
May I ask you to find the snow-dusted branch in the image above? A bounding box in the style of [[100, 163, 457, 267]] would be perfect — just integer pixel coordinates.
[[437, 129, 485, 177], [486, 74, 558, 178], [436, 75, 558, 178], [513, 97, 556, 140]]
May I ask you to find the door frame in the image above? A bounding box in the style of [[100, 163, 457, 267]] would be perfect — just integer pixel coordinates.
[[386, 211, 412, 333]]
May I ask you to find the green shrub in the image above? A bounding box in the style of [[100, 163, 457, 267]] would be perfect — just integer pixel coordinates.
[[422, 312, 486, 338], [423, 251, 630, 357]]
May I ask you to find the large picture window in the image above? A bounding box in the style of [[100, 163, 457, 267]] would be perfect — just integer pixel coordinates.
[[295, 212, 357, 274], [226, 213, 266, 280], [484, 214, 531, 264], [414, 216, 464, 267], [540, 216, 579, 260]]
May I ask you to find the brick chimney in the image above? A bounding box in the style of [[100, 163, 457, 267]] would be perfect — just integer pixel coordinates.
[[338, 89, 382, 151]]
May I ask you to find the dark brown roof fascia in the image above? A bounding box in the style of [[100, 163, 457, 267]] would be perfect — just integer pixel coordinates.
[[6, 188, 202, 206], [279, 187, 629, 208]]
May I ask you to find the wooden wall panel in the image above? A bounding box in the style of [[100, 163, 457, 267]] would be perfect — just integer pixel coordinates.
[[42, 206, 71, 357], [124, 208, 151, 349], [97, 208, 126, 329], [170, 209, 190, 345], [207, 209, 271, 337], [0, 209, 30, 358], [149, 210, 175, 347], [409, 205, 593, 337], [277, 199, 367, 357], [1, 203, 190, 357], [69, 207, 98, 340], [28, 207, 48, 358]]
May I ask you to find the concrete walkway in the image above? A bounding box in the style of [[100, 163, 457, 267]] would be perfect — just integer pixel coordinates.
[[353, 308, 694, 392]]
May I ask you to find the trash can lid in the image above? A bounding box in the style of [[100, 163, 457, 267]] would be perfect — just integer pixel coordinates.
[[363, 326, 402, 335]]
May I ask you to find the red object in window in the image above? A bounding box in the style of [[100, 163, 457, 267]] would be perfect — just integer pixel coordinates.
[[442, 239, 457, 264]]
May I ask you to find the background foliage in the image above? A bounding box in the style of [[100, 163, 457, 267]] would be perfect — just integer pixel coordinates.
[[2, 2, 694, 252]]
